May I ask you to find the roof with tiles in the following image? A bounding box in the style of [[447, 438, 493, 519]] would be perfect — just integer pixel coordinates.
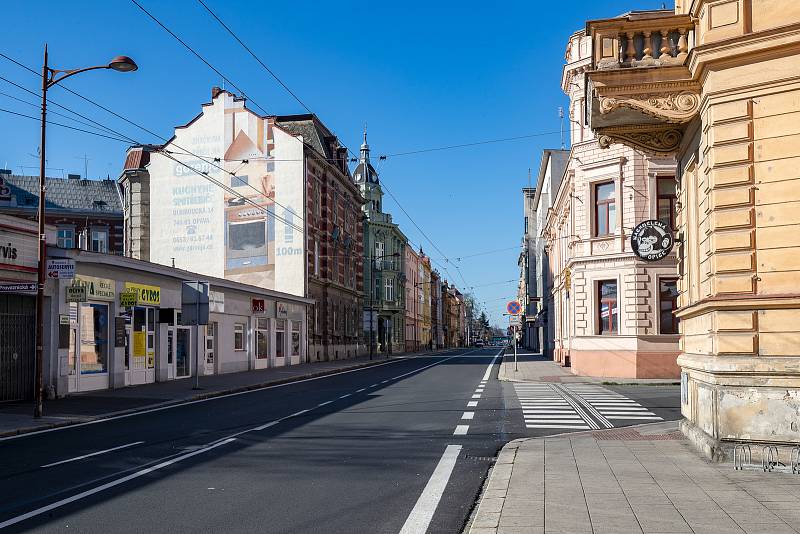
[[0, 173, 122, 215]]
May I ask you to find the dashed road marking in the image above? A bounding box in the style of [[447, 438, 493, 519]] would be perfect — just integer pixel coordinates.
[[461, 412, 474, 420], [453, 425, 469, 435]]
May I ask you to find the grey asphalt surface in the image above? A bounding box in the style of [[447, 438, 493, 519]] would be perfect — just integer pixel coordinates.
[[0, 348, 680, 533]]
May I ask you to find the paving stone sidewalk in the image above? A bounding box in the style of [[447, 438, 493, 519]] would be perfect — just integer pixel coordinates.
[[0, 349, 441, 438], [468, 422, 800, 534], [498, 351, 680, 385]]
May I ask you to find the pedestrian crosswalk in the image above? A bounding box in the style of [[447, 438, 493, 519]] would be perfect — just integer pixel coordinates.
[[512, 383, 591, 430], [564, 384, 663, 422], [513, 382, 663, 431]]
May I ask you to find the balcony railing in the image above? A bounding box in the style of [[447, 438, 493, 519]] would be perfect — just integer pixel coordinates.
[[590, 14, 694, 70]]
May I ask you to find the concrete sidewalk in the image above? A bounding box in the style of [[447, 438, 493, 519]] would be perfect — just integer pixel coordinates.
[[467, 422, 800, 534], [498, 351, 680, 385], [0, 349, 443, 438]]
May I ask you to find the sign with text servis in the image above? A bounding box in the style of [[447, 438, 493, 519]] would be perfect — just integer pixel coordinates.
[[631, 220, 674, 262]]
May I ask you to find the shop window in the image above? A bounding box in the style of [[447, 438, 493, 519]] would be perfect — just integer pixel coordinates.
[[57, 227, 74, 249], [234, 323, 245, 351], [659, 278, 680, 334], [594, 181, 616, 237], [292, 322, 301, 356], [256, 318, 269, 359], [657, 177, 677, 230], [79, 303, 108, 374], [276, 319, 286, 359], [597, 280, 618, 335], [90, 228, 108, 253]]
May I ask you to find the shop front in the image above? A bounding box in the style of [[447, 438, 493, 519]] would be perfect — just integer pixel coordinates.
[[122, 282, 161, 386]]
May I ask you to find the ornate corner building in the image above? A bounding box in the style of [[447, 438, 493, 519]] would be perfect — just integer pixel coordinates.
[[584, 2, 800, 456]]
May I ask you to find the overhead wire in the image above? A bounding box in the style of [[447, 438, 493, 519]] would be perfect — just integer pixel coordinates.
[[0, 107, 138, 144]]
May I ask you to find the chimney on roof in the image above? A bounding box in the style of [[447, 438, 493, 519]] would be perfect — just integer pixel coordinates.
[[211, 86, 223, 99]]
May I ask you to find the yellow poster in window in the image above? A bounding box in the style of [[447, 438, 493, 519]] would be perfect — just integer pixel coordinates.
[[133, 331, 146, 358], [124, 282, 161, 306]]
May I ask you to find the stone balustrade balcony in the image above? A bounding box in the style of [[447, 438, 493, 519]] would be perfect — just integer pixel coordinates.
[[585, 11, 701, 155]]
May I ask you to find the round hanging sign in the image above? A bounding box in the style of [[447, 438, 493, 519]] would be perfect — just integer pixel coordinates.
[[630, 219, 674, 261]]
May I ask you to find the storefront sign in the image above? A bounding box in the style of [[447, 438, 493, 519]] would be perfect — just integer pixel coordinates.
[[631, 219, 674, 262], [65, 284, 87, 302], [114, 317, 127, 347], [277, 301, 288, 318], [209, 290, 224, 313], [120, 290, 137, 308], [125, 282, 161, 306], [252, 298, 265, 314], [73, 276, 115, 301], [0, 282, 36, 293], [46, 259, 75, 279]]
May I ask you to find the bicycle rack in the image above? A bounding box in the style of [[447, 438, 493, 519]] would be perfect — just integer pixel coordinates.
[[792, 447, 800, 474], [762, 446, 781, 472], [733, 444, 751, 470]]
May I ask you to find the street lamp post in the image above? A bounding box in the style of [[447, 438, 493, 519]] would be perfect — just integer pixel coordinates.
[[369, 252, 399, 361], [34, 45, 137, 418]]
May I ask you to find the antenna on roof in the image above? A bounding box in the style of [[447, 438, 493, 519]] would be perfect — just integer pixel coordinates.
[[75, 154, 91, 179], [528, 168, 531, 189], [558, 107, 565, 150]]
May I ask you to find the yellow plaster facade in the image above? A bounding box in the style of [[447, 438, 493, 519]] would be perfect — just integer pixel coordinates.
[[584, 1, 800, 456]]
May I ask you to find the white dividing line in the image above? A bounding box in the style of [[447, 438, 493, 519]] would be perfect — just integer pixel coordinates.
[[356, 388, 366, 393], [471, 394, 481, 399], [481, 350, 503, 381], [40, 441, 145, 468], [467, 401, 478, 408], [461, 412, 474, 420], [453, 425, 469, 436], [399, 445, 462, 534], [339, 394, 351, 399], [1, 438, 236, 529], [253, 420, 280, 431], [607, 416, 662, 420], [317, 401, 333, 407], [526, 424, 589, 429]]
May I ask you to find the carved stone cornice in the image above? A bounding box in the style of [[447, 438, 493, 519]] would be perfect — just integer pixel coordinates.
[[599, 90, 700, 124], [597, 124, 683, 156]]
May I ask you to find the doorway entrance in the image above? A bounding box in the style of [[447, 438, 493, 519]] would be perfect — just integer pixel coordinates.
[[0, 295, 35, 401], [204, 321, 217, 375], [130, 306, 156, 385]]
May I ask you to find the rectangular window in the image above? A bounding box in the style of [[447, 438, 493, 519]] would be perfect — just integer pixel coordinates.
[[375, 241, 384, 269], [291, 321, 301, 356], [57, 227, 74, 249], [90, 228, 108, 253], [256, 317, 269, 359], [594, 182, 616, 237], [276, 319, 286, 358], [79, 303, 108, 374], [524, 216, 529, 234], [657, 177, 677, 230], [659, 278, 679, 334], [597, 280, 618, 335], [234, 323, 245, 351], [385, 278, 394, 301]]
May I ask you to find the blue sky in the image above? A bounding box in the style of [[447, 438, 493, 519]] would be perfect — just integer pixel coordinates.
[[0, 0, 658, 324]]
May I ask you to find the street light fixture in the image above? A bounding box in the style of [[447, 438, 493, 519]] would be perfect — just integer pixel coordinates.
[[368, 252, 400, 361], [34, 45, 137, 418]]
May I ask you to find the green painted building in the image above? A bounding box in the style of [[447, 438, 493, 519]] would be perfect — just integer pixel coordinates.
[[354, 131, 407, 355]]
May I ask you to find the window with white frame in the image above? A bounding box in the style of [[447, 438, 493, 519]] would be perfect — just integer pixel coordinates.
[[375, 241, 384, 269], [90, 228, 108, 253], [234, 323, 245, 351], [385, 278, 394, 302], [57, 227, 74, 249]]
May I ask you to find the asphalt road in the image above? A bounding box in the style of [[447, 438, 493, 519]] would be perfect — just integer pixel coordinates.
[[0, 348, 680, 533]]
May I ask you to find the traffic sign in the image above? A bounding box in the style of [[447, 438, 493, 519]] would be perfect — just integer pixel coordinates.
[[0, 282, 37, 293], [46, 259, 75, 279], [509, 315, 522, 326], [506, 300, 522, 315]]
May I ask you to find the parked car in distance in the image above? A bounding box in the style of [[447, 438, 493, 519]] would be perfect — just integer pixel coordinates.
[[475, 340, 484, 347]]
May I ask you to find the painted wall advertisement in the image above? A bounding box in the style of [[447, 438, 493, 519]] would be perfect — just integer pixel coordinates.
[[148, 93, 304, 296]]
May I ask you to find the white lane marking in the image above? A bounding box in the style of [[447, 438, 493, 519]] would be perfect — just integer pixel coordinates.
[[318, 401, 332, 407], [339, 394, 351, 399], [453, 425, 469, 435], [399, 445, 462, 534], [467, 401, 478, 408], [471, 394, 481, 399], [381, 380, 390, 384], [524, 414, 583, 419], [607, 416, 662, 420], [356, 388, 366, 393], [40, 441, 145, 468], [370, 384, 379, 387], [1, 438, 236, 529], [253, 420, 280, 431], [596, 406, 650, 411], [522, 410, 576, 414], [461, 412, 474, 420], [481, 350, 502, 381], [525, 419, 585, 424], [288, 409, 310, 418]]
